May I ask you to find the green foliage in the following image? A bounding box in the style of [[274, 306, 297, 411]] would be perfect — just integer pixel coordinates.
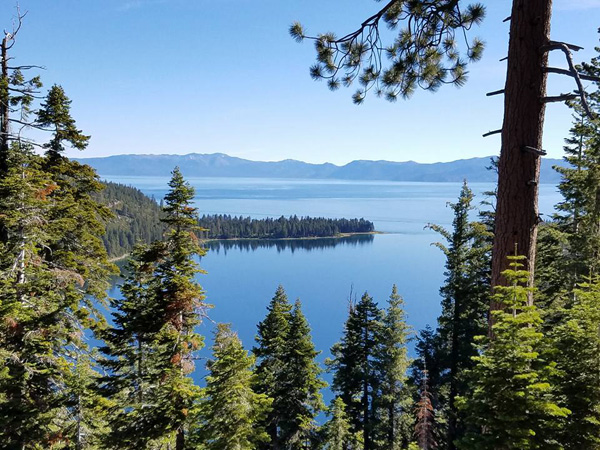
[[457, 257, 570, 450], [99, 167, 207, 449], [321, 397, 352, 450], [328, 292, 384, 449], [95, 181, 165, 258], [194, 323, 272, 450], [375, 285, 413, 449], [292, 0, 485, 102], [549, 278, 600, 449], [253, 286, 326, 449], [199, 215, 374, 240], [37, 84, 90, 156], [0, 110, 113, 447], [424, 181, 490, 446]]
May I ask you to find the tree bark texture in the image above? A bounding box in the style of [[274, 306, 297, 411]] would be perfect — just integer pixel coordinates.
[[491, 0, 553, 307]]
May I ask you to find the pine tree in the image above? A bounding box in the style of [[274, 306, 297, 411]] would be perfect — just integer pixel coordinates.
[[253, 285, 293, 449], [427, 181, 490, 448], [321, 398, 352, 450], [414, 370, 437, 450], [328, 292, 383, 450], [195, 323, 272, 450], [100, 167, 207, 449], [456, 255, 569, 450], [279, 299, 326, 449], [549, 278, 600, 449], [0, 92, 112, 446], [375, 285, 413, 450]]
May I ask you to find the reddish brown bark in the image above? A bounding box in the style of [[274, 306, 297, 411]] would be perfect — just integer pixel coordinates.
[[491, 0, 553, 308]]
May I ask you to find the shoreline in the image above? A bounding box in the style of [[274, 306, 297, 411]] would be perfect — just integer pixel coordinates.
[[200, 230, 383, 243], [107, 231, 382, 262]]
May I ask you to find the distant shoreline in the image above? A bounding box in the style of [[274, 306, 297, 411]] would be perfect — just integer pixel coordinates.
[[108, 231, 382, 262], [201, 231, 382, 243]]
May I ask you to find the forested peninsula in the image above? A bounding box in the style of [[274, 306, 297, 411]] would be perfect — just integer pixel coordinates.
[[98, 182, 376, 258]]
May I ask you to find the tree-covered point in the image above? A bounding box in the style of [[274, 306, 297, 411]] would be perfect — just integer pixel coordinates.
[[198, 214, 375, 240], [95, 183, 376, 258]]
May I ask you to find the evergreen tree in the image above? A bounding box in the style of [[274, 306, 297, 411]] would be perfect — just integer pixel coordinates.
[[279, 300, 326, 449], [375, 285, 413, 450], [0, 85, 112, 446], [253, 285, 293, 449], [426, 181, 490, 448], [100, 167, 207, 449], [321, 398, 352, 450], [195, 323, 271, 450], [550, 278, 600, 449], [457, 256, 569, 450], [414, 370, 437, 450], [328, 292, 383, 450]]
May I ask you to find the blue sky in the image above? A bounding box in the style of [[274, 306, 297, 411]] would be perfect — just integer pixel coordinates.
[[2, 0, 600, 164]]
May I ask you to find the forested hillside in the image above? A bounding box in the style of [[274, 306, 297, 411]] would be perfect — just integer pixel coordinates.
[[95, 182, 165, 258]]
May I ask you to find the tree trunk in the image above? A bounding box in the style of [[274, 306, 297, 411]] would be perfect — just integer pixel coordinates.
[[491, 0, 553, 307], [176, 427, 184, 450], [1, 35, 9, 174], [447, 292, 461, 450]]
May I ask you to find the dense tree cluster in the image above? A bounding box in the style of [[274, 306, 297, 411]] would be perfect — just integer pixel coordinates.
[[198, 215, 375, 240], [95, 182, 165, 258]]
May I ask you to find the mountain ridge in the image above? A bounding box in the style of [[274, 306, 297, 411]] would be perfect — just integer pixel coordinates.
[[76, 152, 565, 183]]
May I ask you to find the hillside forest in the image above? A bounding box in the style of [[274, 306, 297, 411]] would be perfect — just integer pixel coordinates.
[[2, 3, 600, 450], [98, 183, 375, 259]]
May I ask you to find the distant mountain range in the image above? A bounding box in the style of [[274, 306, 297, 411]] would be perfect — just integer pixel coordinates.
[[77, 153, 566, 184]]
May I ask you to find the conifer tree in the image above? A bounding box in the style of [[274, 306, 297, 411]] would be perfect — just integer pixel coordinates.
[[456, 256, 569, 450], [321, 398, 352, 450], [100, 167, 207, 449], [0, 91, 112, 446], [253, 285, 293, 449], [550, 279, 600, 449], [279, 299, 326, 448], [427, 181, 490, 448], [195, 323, 271, 450], [328, 292, 383, 450], [375, 285, 413, 450], [414, 370, 437, 450]]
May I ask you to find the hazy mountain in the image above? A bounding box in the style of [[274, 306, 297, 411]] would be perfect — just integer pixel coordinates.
[[77, 153, 565, 183]]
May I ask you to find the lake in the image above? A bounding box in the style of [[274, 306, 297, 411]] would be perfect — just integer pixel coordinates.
[[104, 176, 561, 386]]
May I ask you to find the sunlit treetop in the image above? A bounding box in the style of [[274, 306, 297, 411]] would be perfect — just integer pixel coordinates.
[[290, 0, 485, 103]]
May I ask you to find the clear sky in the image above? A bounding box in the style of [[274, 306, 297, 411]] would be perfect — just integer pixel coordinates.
[[2, 0, 599, 164]]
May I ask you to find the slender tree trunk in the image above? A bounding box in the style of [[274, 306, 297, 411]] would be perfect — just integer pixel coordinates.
[[491, 0, 553, 307], [447, 293, 461, 450], [0, 35, 9, 174]]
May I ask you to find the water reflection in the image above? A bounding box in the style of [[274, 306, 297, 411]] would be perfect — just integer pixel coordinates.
[[203, 233, 375, 254]]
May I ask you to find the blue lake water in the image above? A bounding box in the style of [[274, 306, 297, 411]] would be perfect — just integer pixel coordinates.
[[104, 176, 561, 387]]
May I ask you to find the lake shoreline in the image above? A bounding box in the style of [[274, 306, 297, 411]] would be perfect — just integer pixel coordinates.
[[108, 231, 383, 262]]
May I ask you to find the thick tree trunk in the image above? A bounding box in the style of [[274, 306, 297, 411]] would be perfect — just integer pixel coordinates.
[[176, 427, 184, 450], [491, 0, 553, 307]]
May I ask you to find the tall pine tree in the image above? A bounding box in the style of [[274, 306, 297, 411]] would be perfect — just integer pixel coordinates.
[[328, 292, 383, 450], [195, 323, 271, 450], [100, 167, 207, 449], [426, 181, 490, 448]]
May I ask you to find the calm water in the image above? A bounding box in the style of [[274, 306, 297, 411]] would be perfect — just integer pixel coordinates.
[[104, 177, 561, 386]]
